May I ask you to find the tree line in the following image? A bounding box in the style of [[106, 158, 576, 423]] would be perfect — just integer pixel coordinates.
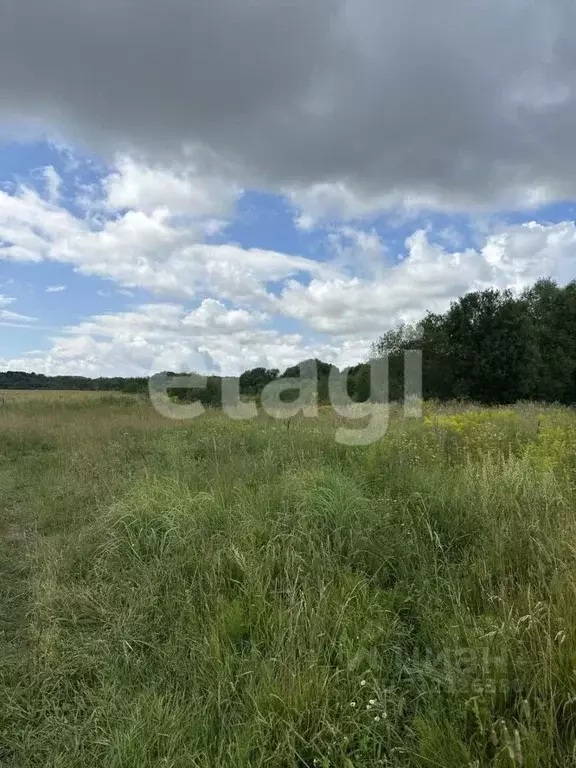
[[373, 278, 576, 405], [2, 279, 576, 405], [0, 371, 149, 393]]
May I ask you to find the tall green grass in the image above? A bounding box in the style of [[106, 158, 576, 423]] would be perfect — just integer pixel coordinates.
[[1, 395, 576, 766]]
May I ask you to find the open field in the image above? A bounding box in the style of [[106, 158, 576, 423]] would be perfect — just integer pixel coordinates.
[[0, 390, 118, 399], [2, 393, 576, 766]]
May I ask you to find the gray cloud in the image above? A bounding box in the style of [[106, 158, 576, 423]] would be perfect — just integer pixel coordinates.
[[1, 0, 576, 210]]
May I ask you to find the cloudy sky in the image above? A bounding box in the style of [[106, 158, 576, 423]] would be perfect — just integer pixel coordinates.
[[1, 0, 576, 376]]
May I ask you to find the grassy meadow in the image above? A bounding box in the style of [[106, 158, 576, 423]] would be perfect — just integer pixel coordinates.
[[2, 391, 576, 766]]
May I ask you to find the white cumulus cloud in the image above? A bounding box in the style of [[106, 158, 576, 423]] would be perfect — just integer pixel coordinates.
[[276, 223, 576, 335], [0, 301, 369, 376], [103, 154, 240, 218], [0, 170, 333, 305]]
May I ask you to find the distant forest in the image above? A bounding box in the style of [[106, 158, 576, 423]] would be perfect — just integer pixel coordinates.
[[3, 279, 576, 405], [0, 371, 150, 394]]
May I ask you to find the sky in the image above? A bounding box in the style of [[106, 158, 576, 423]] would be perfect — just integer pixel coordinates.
[[1, 0, 576, 377]]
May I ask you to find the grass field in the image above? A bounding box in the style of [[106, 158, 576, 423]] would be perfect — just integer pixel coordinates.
[[2, 392, 576, 766]]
